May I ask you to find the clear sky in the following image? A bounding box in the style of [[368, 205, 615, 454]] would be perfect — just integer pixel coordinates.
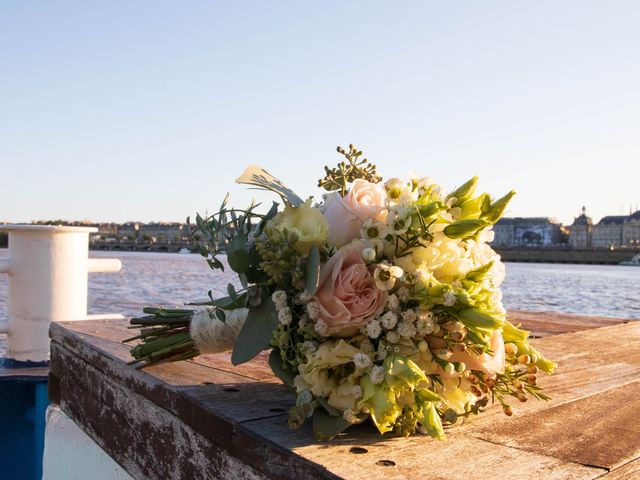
[[1, 1, 639, 226]]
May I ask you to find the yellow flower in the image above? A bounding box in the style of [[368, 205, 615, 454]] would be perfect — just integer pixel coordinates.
[[272, 201, 329, 254], [436, 377, 477, 414], [296, 340, 360, 399]]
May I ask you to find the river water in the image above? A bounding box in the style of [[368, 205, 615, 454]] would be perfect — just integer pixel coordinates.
[[0, 249, 638, 322]]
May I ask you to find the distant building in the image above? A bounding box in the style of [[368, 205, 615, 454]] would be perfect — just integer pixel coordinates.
[[118, 222, 189, 243], [90, 223, 120, 243], [592, 210, 640, 248], [568, 206, 593, 248], [492, 217, 565, 247]]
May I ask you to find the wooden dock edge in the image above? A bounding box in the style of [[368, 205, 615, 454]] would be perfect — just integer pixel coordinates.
[[47, 312, 639, 480]]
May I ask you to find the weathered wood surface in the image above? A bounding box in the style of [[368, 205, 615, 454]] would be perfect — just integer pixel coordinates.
[[49, 313, 640, 480], [508, 310, 630, 337]]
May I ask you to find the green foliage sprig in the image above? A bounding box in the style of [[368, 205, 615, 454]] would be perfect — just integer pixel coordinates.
[[318, 144, 382, 196]]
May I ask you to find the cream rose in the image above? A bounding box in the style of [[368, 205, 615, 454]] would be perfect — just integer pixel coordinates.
[[314, 240, 387, 337], [323, 180, 387, 247], [410, 232, 474, 283], [271, 201, 328, 254]]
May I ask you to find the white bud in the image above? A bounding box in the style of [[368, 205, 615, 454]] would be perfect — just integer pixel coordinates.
[[361, 248, 376, 262]]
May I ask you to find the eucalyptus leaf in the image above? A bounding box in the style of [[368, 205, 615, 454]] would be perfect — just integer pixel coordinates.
[[227, 283, 237, 300], [312, 408, 352, 441], [227, 249, 251, 273], [231, 296, 278, 365], [236, 165, 304, 207], [268, 349, 295, 387], [305, 244, 321, 294], [204, 292, 247, 310]]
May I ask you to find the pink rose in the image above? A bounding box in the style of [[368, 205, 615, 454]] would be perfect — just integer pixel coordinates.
[[449, 329, 505, 376], [314, 240, 387, 337], [323, 179, 387, 247]]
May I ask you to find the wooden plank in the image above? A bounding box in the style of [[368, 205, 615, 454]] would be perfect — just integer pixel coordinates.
[[51, 340, 339, 480], [508, 310, 629, 337], [52, 342, 269, 480], [600, 458, 640, 479], [472, 380, 640, 470], [49, 323, 291, 423], [242, 418, 601, 480]]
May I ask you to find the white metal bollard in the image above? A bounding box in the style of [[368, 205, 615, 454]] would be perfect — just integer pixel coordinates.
[[0, 225, 122, 362]]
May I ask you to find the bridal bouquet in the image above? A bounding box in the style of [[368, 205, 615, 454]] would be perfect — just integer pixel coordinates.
[[126, 145, 555, 440]]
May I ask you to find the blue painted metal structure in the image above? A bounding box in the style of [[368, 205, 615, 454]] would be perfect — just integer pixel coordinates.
[[0, 358, 49, 480]]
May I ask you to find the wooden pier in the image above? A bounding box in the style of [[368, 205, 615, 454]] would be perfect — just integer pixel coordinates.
[[47, 311, 639, 479]]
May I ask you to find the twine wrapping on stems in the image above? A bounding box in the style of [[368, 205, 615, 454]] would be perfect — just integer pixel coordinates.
[[190, 307, 249, 354]]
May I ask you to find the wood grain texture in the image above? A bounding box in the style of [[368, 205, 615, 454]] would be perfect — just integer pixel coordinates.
[[244, 417, 601, 480], [473, 381, 640, 470], [598, 459, 640, 479], [49, 314, 640, 480], [508, 310, 629, 337], [52, 341, 269, 480]]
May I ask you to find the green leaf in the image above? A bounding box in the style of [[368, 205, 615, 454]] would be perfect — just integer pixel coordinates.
[[443, 219, 489, 239], [312, 408, 352, 441], [215, 308, 226, 322], [236, 165, 304, 207], [268, 349, 295, 387], [231, 297, 278, 365], [200, 292, 248, 310], [447, 176, 478, 204], [484, 190, 516, 223], [305, 244, 321, 294], [457, 307, 503, 329], [227, 283, 237, 300], [227, 249, 251, 273], [226, 232, 251, 273]]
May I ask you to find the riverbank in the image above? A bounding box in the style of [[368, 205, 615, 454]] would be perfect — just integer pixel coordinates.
[[494, 247, 639, 265], [87, 244, 640, 266]]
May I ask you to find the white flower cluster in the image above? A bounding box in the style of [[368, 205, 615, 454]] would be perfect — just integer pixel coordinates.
[[272, 291, 293, 326]]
